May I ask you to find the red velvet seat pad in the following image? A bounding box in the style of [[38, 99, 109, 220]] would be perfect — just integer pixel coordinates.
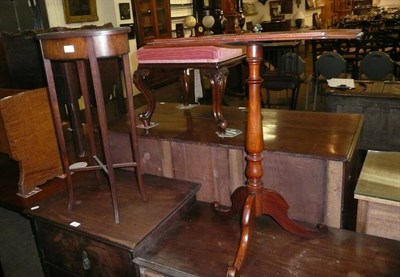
[[136, 45, 244, 64]]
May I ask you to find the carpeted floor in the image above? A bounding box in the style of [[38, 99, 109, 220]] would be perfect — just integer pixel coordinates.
[[0, 207, 43, 277]]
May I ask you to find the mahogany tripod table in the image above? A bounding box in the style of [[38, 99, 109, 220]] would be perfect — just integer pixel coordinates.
[[147, 29, 362, 276]]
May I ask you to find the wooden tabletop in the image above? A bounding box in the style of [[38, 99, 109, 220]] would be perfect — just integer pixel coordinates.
[[324, 81, 400, 98], [146, 29, 362, 47], [355, 150, 400, 205], [111, 103, 363, 162]]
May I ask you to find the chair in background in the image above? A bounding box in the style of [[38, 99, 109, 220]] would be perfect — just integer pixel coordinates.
[[313, 51, 348, 111], [358, 51, 395, 81], [262, 51, 306, 110], [310, 39, 338, 78]]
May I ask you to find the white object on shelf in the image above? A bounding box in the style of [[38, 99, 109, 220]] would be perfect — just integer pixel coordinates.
[[327, 78, 355, 89]]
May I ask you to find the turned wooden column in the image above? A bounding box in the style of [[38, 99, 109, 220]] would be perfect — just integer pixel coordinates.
[[244, 43, 264, 215]]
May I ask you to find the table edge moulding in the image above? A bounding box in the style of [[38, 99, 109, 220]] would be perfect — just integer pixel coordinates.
[[143, 28, 362, 276], [36, 27, 146, 224]]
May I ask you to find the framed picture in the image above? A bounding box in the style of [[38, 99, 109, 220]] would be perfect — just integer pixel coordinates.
[[63, 0, 99, 24], [119, 3, 131, 20], [242, 3, 257, 16]]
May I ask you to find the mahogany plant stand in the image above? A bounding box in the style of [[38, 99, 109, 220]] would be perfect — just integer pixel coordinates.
[[37, 27, 147, 224]]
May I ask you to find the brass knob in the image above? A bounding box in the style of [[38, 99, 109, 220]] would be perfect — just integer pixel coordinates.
[[81, 250, 91, 270]]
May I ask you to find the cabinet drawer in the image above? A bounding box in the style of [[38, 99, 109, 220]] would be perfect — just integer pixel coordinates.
[[34, 220, 135, 276]]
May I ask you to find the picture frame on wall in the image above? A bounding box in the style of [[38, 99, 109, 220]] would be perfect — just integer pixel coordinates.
[[119, 3, 131, 20], [242, 3, 257, 16], [63, 0, 99, 24]]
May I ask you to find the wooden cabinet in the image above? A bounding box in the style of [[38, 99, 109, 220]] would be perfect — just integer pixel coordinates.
[[132, 0, 172, 48], [324, 81, 400, 151], [26, 173, 200, 276], [326, 0, 353, 25], [33, 220, 136, 276]]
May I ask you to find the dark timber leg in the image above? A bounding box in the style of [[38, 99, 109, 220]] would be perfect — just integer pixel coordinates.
[[132, 68, 155, 128], [179, 68, 192, 107], [203, 67, 229, 135], [213, 43, 327, 277]]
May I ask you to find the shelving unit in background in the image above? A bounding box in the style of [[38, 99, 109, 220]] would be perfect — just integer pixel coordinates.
[[132, 0, 172, 48], [170, 0, 194, 37], [132, 0, 179, 88]]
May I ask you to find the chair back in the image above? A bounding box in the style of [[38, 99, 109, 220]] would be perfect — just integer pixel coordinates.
[[279, 52, 306, 79], [312, 51, 347, 111], [315, 51, 347, 79], [359, 51, 394, 80], [311, 40, 338, 76]]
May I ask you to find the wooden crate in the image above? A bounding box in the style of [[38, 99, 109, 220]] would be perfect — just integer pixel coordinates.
[[0, 87, 62, 196]]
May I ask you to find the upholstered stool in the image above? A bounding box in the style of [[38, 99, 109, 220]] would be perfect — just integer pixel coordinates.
[[37, 27, 146, 223], [134, 45, 245, 136]]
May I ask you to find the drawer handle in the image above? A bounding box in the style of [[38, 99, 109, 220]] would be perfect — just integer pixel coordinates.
[[81, 250, 91, 270]]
